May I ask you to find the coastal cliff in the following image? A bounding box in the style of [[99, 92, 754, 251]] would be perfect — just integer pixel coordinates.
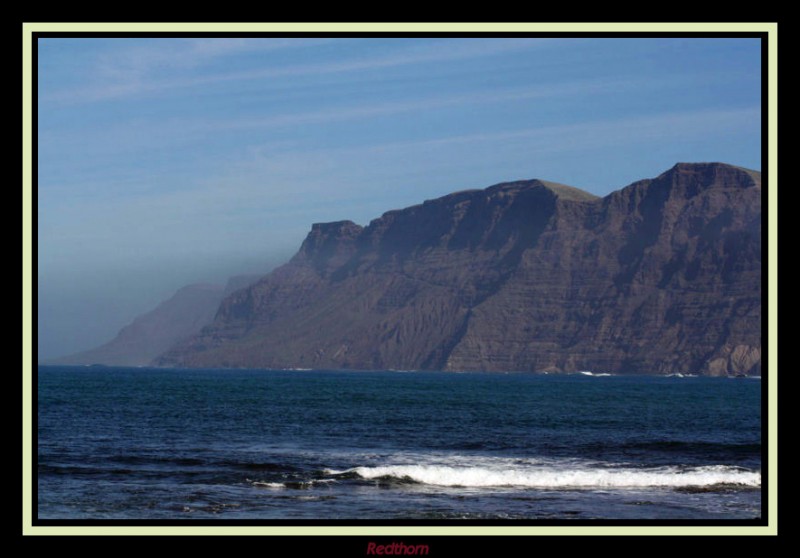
[[156, 163, 762, 375]]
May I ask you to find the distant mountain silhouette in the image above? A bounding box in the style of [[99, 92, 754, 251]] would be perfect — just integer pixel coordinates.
[[50, 275, 261, 366]]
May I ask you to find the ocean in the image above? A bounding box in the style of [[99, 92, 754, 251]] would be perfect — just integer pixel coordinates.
[[36, 367, 762, 521]]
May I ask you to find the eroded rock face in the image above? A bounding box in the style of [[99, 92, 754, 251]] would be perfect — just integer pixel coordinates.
[[156, 163, 762, 375]]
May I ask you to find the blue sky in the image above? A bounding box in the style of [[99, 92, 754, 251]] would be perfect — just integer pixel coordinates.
[[37, 37, 762, 359]]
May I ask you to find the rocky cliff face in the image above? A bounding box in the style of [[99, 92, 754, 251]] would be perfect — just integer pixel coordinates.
[[156, 163, 762, 375]]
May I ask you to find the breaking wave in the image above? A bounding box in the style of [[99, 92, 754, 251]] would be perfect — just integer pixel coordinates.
[[329, 463, 760, 489]]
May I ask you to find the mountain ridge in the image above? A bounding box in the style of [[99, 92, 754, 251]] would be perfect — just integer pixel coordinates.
[[156, 162, 762, 375]]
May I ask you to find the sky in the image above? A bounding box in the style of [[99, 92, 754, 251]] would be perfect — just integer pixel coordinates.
[[36, 36, 762, 360]]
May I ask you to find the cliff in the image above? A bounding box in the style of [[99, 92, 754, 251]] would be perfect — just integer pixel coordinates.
[[156, 163, 762, 375]]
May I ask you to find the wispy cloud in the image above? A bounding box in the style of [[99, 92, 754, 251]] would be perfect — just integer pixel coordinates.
[[42, 37, 341, 103], [221, 76, 646, 131], [44, 38, 557, 104], [38, 76, 658, 168], [384, 105, 763, 152], [95, 37, 337, 77], [48, 104, 759, 220], [237, 105, 762, 166]]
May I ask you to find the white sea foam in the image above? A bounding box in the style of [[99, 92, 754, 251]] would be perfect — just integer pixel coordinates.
[[251, 478, 337, 489], [336, 464, 760, 489], [251, 481, 285, 489]]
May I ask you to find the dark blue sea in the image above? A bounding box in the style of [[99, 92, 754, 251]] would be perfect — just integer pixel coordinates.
[[37, 367, 762, 521]]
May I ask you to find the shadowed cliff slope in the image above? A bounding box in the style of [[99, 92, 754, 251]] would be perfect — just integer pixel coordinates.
[[157, 163, 762, 375]]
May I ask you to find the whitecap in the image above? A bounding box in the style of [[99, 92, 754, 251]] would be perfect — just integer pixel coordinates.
[[251, 481, 285, 489], [334, 463, 760, 489]]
